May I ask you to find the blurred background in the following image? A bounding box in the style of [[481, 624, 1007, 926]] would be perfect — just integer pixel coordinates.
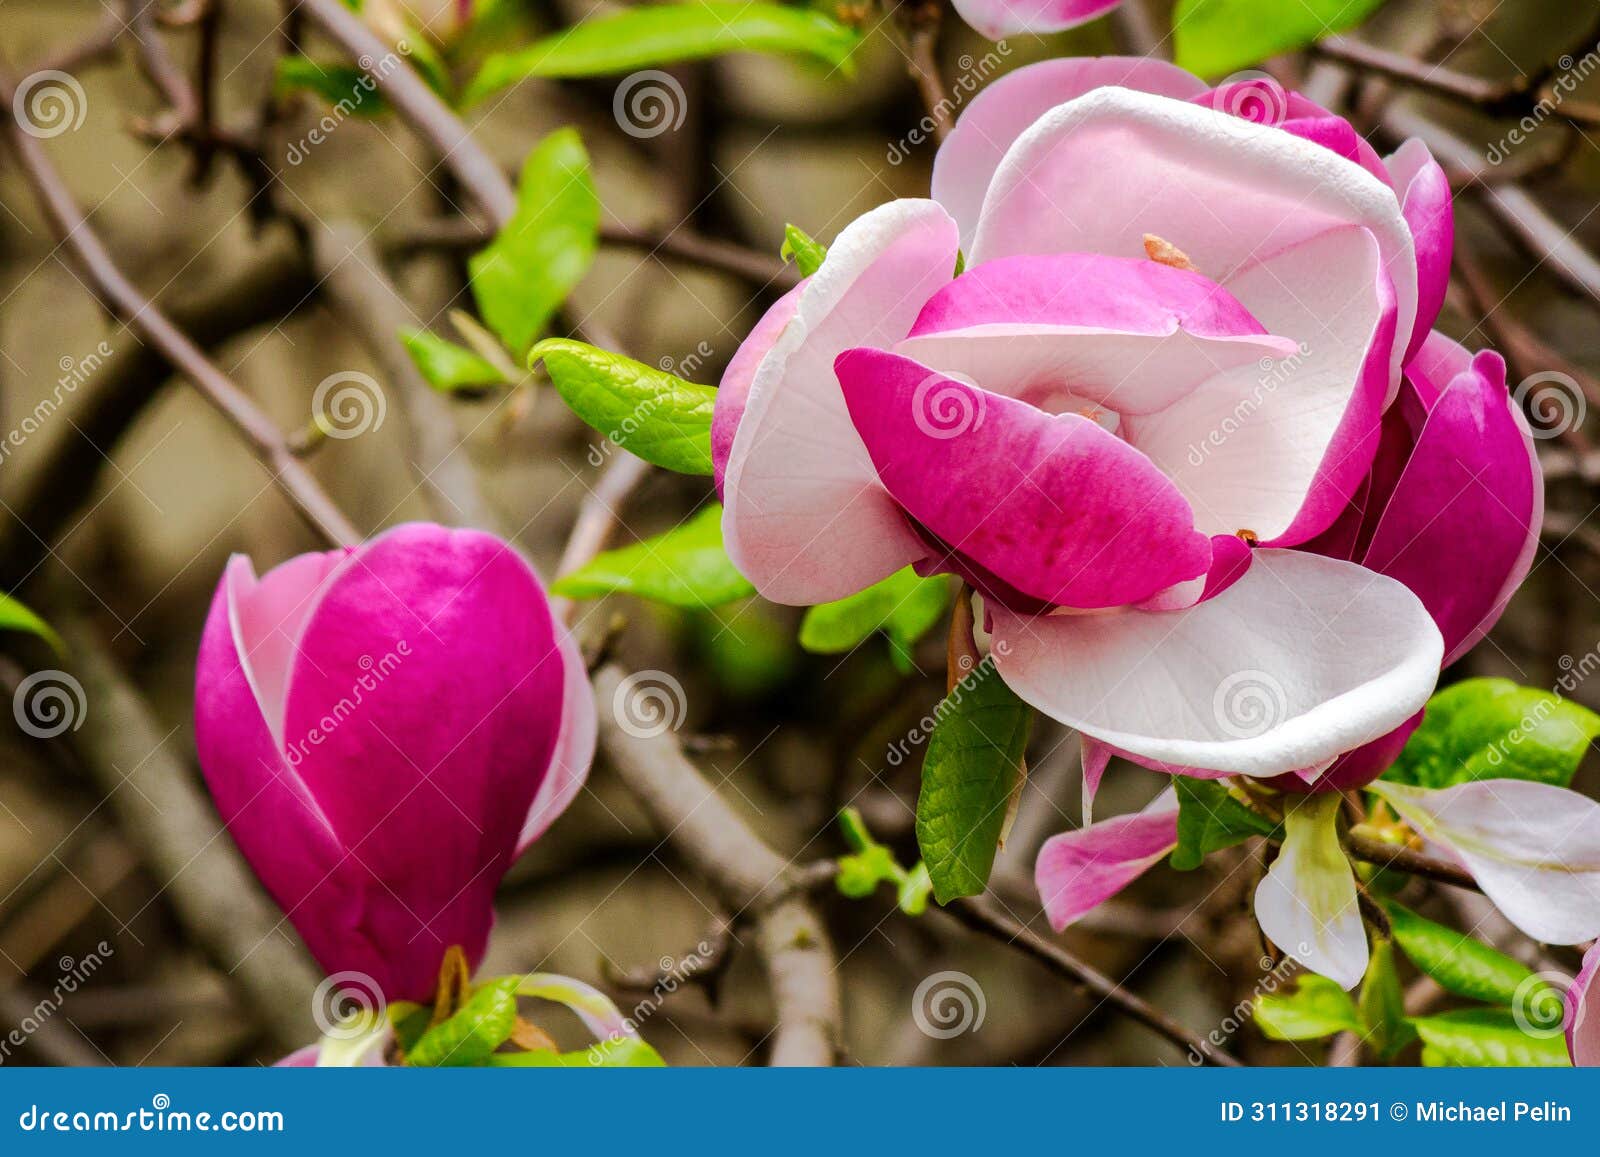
[[0, 0, 1597, 1065]]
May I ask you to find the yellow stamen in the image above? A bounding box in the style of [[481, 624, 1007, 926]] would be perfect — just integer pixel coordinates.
[[1143, 234, 1199, 273]]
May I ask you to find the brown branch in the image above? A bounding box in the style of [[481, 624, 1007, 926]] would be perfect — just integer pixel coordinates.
[[591, 665, 843, 1066], [0, 59, 360, 549], [34, 9, 126, 76], [1311, 35, 1527, 109], [298, 0, 516, 225], [942, 894, 1244, 1066], [1344, 830, 1480, 892], [894, 2, 951, 144]]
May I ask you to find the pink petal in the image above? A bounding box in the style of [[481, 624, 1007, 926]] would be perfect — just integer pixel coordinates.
[[1569, 942, 1600, 1067], [1192, 80, 1388, 181], [1036, 791, 1179, 932], [1385, 139, 1454, 362], [516, 620, 596, 853], [948, 0, 1122, 40], [1370, 779, 1600, 945], [970, 88, 1419, 378], [721, 201, 959, 604], [1081, 735, 1113, 821], [1360, 350, 1542, 664], [897, 253, 1300, 417], [932, 57, 1207, 250], [712, 283, 803, 499], [1406, 329, 1475, 407], [836, 348, 1211, 609], [988, 549, 1443, 776], [281, 524, 568, 1001], [1125, 227, 1397, 544]]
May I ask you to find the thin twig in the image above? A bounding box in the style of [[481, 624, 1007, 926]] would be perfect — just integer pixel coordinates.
[[943, 894, 1245, 1066], [1344, 831, 1480, 891]]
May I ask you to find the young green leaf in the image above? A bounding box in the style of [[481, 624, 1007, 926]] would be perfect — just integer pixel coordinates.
[[915, 665, 1033, 903], [404, 977, 520, 1067], [781, 224, 827, 277], [532, 339, 717, 474], [1385, 677, 1600, 790], [835, 805, 904, 899], [0, 593, 63, 654], [1253, 975, 1363, 1041], [1169, 777, 1280, 871], [469, 129, 598, 357], [484, 1037, 667, 1067], [1358, 939, 1415, 1061], [552, 505, 753, 608], [798, 568, 950, 667], [1384, 901, 1547, 1006], [897, 861, 933, 917], [1413, 1008, 1572, 1067], [1172, 0, 1386, 79], [465, 3, 860, 104], [273, 57, 390, 116], [399, 328, 510, 393]]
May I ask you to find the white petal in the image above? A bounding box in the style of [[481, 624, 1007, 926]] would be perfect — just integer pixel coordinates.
[[1254, 793, 1368, 989], [1369, 779, 1600, 945], [722, 199, 958, 604], [989, 550, 1443, 776]]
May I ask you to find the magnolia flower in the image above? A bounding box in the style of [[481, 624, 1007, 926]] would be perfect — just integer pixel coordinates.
[[950, 0, 1123, 41], [1569, 943, 1599, 1066], [195, 523, 594, 1003], [717, 60, 1467, 781]]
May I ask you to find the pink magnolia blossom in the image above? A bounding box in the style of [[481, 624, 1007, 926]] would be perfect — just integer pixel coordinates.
[[716, 60, 1505, 780], [949, 0, 1123, 41], [1570, 943, 1600, 1066], [195, 523, 594, 1004]]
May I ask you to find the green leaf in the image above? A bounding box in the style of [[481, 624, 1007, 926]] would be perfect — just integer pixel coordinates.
[[1358, 939, 1415, 1061], [1169, 777, 1280, 871], [533, 339, 717, 474], [1172, 0, 1387, 78], [781, 224, 827, 277], [466, 3, 859, 103], [915, 665, 1033, 903], [1385, 677, 1600, 791], [552, 505, 752, 608], [388, 1001, 432, 1054], [399, 328, 510, 393], [1413, 1009, 1571, 1067], [799, 568, 949, 666], [0, 593, 62, 654], [897, 861, 933, 916], [273, 56, 390, 115], [485, 1037, 666, 1067], [834, 806, 905, 899], [404, 977, 520, 1067], [1384, 901, 1546, 1006], [469, 129, 598, 357], [1253, 975, 1363, 1041]]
